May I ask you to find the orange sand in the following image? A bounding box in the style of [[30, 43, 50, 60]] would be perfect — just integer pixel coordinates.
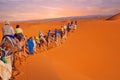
[[0, 15, 120, 80]]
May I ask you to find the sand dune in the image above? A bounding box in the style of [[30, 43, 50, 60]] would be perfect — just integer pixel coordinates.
[[0, 16, 120, 80], [12, 19, 120, 80], [107, 13, 120, 20]]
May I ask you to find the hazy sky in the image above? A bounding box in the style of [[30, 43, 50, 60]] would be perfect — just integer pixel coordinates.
[[0, 0, 120, 21]]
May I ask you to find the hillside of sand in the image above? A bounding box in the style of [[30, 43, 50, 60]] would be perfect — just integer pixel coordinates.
[[13, 18, 120, 80], [0, 16, 120, 80], [107, 13, 120, 20]]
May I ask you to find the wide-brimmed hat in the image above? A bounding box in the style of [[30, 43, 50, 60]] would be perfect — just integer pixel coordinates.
[[5, 20, 10, 25]]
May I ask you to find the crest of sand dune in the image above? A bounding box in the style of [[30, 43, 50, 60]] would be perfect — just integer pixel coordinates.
[[0, 16, 120, 80], [107, 13, 120, 20]]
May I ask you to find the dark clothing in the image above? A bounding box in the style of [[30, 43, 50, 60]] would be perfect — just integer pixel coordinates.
[[67, 23, 71, 32], [14, 33, 24, 41], [48, 32, 51, 37], [2, 35, 15, 40], [54, 30, 60, 35]]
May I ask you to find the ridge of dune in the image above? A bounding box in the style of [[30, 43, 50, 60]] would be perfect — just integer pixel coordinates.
[[107, 13, 120, 20], [14, 19, 120, 80]]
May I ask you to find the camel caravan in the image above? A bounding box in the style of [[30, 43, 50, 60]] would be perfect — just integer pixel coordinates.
[[0, 20, 77, 80]]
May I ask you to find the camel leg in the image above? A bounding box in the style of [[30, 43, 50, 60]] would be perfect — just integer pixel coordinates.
[[23, 46, 27, 61]]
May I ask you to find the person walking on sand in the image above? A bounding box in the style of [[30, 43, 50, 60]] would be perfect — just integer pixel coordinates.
[[54, 29, 61, 46], [27, 37, 34, 55]]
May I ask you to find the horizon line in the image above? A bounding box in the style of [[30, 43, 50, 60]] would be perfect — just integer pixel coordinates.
[[0, 13, 115, 23]]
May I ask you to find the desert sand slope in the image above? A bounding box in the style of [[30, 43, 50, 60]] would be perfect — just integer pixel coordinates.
[[15, 19, 120, 80], [107, 13, 120, 20]]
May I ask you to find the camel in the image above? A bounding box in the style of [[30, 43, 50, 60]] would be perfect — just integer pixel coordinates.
[[39, 36, 47, 51], [16, 37, 27, 64], [0, 56, 12, 80], [0, 36, 17, 80], [0, 36, 27, 80]]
